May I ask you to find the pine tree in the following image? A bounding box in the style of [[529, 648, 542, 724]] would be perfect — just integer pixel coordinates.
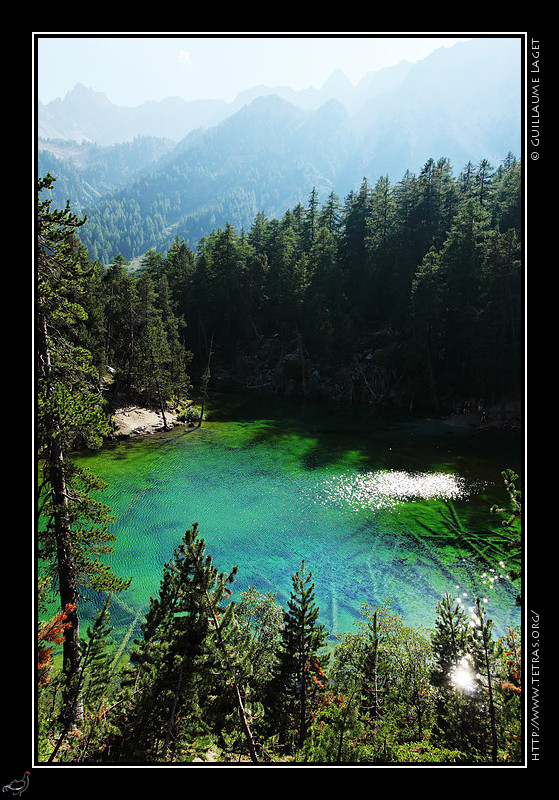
[[364, 175, 395, 324], [339, 178, 372, 321], [234, 587, 283, 689], [268, 561, 328, 750], [112, 524, 257, 762], [102, 254, 135, 380], [163, 235, 195, 319], [496, 625, 522, 762], [302, 186, 319, 250], [431, 593, 470, 690], [303, 226, 340, 355], [469, 597, 499, 762], [129, 271, 172, 422], [477, 229, 522, 404], [45, 599, 116, 763], [409, 247, 445, 406], [317, 190, 342, 235], [430, 593, 476, 754], [75, 599, 119, 760], [435, 198, 490, 393], [475, 158, 494, 206], [37, 175, 131, 725], [155, 273, 193, 403], [264, 214, 300, 337], [491, 469, 522, 598]]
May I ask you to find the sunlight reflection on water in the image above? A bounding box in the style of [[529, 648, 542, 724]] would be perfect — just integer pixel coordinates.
[[308, 469, 482, 512], [71, 413, 521, 641]]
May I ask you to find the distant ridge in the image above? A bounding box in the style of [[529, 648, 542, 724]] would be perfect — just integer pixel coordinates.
[[38, 37, 521, 157], [37, 37, 523, 262], [38, 83, 229, 145]]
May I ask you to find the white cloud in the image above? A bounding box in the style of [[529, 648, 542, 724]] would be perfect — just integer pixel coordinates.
[[177, 50, 191, 66]]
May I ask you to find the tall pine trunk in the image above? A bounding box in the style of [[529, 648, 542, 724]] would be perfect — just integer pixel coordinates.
[[476, 598, 498, 763], [50, 441, 81, 716], [38, 312, 82, 725]]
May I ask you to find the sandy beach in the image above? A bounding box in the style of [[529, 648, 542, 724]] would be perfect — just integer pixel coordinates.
[[112, 406, 179, 437]]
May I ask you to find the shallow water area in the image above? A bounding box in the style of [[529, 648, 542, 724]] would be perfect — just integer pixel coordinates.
[[74, 394, 522, 648]]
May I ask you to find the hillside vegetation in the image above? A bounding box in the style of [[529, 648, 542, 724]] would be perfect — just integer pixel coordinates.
[[36, 137, 523, 763], [71, 154, 522, 414]]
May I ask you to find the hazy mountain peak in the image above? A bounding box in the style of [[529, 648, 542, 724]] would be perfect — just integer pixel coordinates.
[[62, 83, 113, 108], [320, 68, 354, 93], [38, 83, 228, 145], [65, 82, 97, 96], [38, 38, 521, 149], [38, 37, 521, 259]]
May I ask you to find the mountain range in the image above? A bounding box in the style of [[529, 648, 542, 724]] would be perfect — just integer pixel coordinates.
[[37, 37, 522, 262], [37, 56, 416, 146]]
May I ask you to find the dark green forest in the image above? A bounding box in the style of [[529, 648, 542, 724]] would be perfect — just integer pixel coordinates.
[[36, 152, 523, 765], [63, 153, 522, 413]]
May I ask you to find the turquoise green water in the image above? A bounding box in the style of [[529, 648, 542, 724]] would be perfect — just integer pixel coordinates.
[[74, 395, 522, 645]]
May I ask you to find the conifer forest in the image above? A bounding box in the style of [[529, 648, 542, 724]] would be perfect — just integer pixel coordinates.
[[36, 150, 524, 767]]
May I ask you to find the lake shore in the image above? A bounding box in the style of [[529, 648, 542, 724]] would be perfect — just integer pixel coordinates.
[[439, 403, 522, 432], [111, 398, 521, 439], [112, 405, 180, 437]]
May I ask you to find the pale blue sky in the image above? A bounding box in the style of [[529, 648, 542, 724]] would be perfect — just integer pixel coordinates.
[[36, 34, 474, 107]]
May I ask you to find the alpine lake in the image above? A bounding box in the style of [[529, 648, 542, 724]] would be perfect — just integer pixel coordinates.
[[73, 392, 523, 655]]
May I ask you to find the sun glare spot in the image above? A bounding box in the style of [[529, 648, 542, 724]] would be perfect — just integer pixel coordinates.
[[451, 656, 477, 692], [311, 469, 478, 512]]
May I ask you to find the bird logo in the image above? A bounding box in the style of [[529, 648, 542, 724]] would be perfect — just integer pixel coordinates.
[[2, 773, 30, 797]]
